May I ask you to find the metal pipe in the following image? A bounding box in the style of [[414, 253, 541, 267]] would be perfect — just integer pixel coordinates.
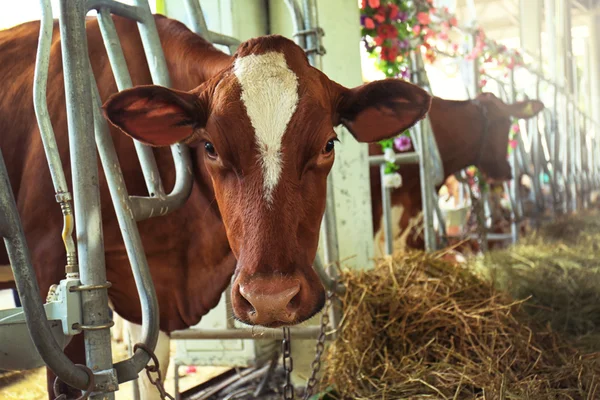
[[284, 0, 307, 48], [380, 164, 394, 256], [87, 0, 144, 21], [313, 253, 345, 295], [97, 8, 165, 199], [58, 1, 117, 397], [182, 0, 210, 38], [170, 326, 327, 340], [90, 75, 159, 384], [369, 153, 420, 166], [34, 0, 78, 275], [129, 0, 194, 221], [0, 150, 90, 390]]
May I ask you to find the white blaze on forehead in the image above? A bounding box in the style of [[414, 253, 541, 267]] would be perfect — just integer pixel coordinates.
[[233, 52, 299, 203]]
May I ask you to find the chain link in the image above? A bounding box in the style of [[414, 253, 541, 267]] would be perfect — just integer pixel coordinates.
[[282, 326, 295, 400], [281, 290, 334, 400], [303, 291, 333, 400], [134, 343, 175, 400], [52, 364, 95, 400]]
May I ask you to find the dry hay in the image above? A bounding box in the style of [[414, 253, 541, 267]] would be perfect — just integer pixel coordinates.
[[323, 251, 600, 400], [473, 211, 600, 352]]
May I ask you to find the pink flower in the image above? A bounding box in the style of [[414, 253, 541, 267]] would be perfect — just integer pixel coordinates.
[[364, 17, 375, 29], [368, 0, 380, 7], [509, 139, 518, 149], [437, 32, 448, 40], [412, 25, 421, 35], [512, 123, 520, 133], [394, 135, 412, 151], [451, 43, 459, 52], [360, 0, 367, 9], [417, 12, 430, 25], [440, 22, 450, 32], [449, 17, 458, 26], [185, 366, 197, 374], [479, 79, 488, 88]]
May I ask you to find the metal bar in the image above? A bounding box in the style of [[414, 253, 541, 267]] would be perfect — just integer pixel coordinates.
[[0, 150, 90, 390], [87, 0, 144, 21], [380, 164, 394, 255], [90, 74, 159, 384], [35, 0, 77, 273], [58, 1, 116, 397], [416, 119, 436, 251], [368, 152, 420, 166], [129, 0, 194, 221], [97, 8, 165, 199], [170, 326, 326, 340], [284, 0, 307, 49], [182, 0, 210, 38]]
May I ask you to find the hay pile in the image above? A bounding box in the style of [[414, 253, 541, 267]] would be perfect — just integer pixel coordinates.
[[474, 211, 600, 351], [324, 251, 600, 399]]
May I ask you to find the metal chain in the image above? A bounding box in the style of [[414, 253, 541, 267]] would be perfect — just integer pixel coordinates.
[[282, 326, 294, 400], [281, 290, 334, 400], [53, 364, 95, 400], [303, 291, 333, 400], [134, 343, 175, 400]]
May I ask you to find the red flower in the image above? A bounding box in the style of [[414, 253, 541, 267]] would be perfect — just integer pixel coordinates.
[[381, 45, 398, 61], [374, 35, 384, 46], [417, 12, 430, 25], [360, 0, 367, 9], [377, 23, 398, 39], [449, 17, 457, 26], [368, 0, 380, 7], [364, 17, 375, 29], [387, 4, 399, 19], [374, 8, 386, 23]]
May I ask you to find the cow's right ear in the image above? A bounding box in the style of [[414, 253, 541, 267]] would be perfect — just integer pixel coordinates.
[[331, 78, 432, 143], [102, 85, 209, 147]]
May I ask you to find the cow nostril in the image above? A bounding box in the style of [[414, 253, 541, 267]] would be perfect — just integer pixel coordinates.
[[287, 290, 301, 314], [237, 287, 256, 315]]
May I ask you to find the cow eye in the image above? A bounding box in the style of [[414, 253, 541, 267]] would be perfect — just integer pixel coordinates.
[[323, 139, 336, 155], [204, 141, 217, 159]]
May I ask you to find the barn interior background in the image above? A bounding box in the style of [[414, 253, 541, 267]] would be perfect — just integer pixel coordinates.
[[0, 0, 600, 399]]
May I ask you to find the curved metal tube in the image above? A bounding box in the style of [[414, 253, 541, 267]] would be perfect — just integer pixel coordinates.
[[34, 0, 77, 273], [89, 74, 159, 384], [283, 0, 306, 49], [0, 149, 90, 390]]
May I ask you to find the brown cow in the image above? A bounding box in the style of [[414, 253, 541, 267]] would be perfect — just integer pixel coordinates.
[[371, 92, 544, 251], [0, 15, 431, 397]]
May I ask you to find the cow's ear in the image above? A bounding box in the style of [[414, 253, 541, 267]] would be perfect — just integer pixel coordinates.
[[505, 100, 544, 119], [332, 78, 432, 143], [103, 85, 208, 147]]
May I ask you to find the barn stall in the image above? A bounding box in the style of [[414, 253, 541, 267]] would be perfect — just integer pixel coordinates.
[[0, 0, 599, 399]]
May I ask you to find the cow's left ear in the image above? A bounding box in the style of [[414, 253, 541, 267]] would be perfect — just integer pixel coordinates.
[[103, 85, 209, 147], [332, 78, 432, 143], [506, 100, 544, 119]]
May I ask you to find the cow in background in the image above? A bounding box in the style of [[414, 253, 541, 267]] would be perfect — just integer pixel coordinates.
[[371, 92, 544, 253]]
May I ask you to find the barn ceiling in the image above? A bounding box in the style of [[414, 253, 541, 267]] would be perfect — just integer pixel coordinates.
[[453, 0, 599, 41]]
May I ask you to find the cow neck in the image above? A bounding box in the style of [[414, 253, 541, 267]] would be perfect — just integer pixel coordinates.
[[432, 98, 488, 179], [471, 98, 490, 168]]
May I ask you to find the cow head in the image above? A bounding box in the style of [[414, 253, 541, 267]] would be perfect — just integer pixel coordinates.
[[103, 35, 431, 327], [474, 92, 544, 182]]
